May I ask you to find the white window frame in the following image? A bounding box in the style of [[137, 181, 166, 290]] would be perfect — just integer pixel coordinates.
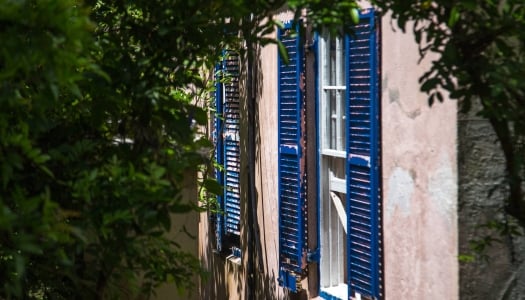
[[318, 30, 348, 300]]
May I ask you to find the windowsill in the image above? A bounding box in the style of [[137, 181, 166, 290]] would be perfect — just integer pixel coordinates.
[[226, 254, 241, 266], [224, 253, 241, 275], [320, 283, 348, 300], [212, 246, 241, 266]]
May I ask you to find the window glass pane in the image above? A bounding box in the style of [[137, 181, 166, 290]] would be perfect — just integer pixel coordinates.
[[326, 89, 345, 151], [329, 36, 336, 85], [321, 33, 346, 152], [330, 90, 336, 149], [320, 156, 347, 287], [337, 36, 345, 86], [337, 89, 345, 151], [323, 33, 330, 86]]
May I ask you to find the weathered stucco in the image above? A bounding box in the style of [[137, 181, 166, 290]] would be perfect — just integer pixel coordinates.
[[199, 10, 297, 300], [458, 104, 525, 300], [199, 10, 460, 300], [381, 17, 458, 300]]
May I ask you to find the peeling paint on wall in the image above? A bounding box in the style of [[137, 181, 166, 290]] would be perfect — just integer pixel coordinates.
[[428, 152, 457, 226], [386, 167, 414, 217]]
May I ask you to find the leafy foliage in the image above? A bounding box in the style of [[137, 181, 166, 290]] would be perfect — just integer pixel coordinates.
[[13, 0, 520, 297], [0, 1, 96, 297], [0, 0, 364, 298], [0, 0, 226, 298]]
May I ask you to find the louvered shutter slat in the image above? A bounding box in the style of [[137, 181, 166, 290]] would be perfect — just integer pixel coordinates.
[[214, 63, 225, 251], [278, 23, 306, 292], [215, 51, 241, 250], [223, 52, 241, 237], [346, 11, 382, 300]]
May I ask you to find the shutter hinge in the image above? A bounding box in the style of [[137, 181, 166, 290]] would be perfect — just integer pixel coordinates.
[[231, 246, 242, 258], [307, 248, 320, 263], [306, 39, 316, 53], [278, 270, 302, 292]]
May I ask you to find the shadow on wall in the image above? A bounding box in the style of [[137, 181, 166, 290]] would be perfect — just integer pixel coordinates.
[[199, 221, 233, 300], [154, 172, 201, 300], [252, 37, 283, 300], [248, 31, 283, 300], [250, 17, 310, 300], [201, 17, 301, 299]]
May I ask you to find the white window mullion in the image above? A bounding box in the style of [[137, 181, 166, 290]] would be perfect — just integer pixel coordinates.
[[337, 209, 343, 285], [320, 160, 330, 287], [322, 85, 346, 90], [330, 34, 336, 150], [328, 191, 334, 285], [320, 35, 329, 150], [331, 92, 336, 149], [320, 33, 332, 288], [335, 95, 342, 151]]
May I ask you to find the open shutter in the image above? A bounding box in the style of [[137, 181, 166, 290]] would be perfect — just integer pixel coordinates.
[[215, 51, 241, 254], [277, 23, 306, 292], [346, 11, 382, 299], [223, 52, 241, 239], [214, 63, 225, 251]]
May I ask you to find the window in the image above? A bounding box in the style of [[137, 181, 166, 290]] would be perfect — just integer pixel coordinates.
[[318, 30, 348, 299], [276, 9, 382, 300], [214, 51, 241, 257], [317, 10, 382, 300]]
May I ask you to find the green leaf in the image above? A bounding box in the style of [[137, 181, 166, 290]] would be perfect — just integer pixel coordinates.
[[436, 92, 444, 102], [192, 107, 208, 125], [274, 19, 285, 30], [277, 40, 289, 65], [18, 241, 44, 255], [159, 211, 171, 231], [151, 165, 166, 180], [350, 8, 360, 24], [421, 77, 440, 93], [448, 7, 460, 27], [203, 178, 223, 196], [458, 254, 475, 263]]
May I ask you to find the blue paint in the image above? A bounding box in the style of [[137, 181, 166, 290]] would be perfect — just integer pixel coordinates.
[[277, 22, 306, 292], [214, 62, 224, 252], [320, 290, 345, 300], [214, 51, 242, 253], [345, 9, 382, 299]]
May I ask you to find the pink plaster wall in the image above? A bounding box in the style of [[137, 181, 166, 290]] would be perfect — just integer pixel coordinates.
[[381, 17, 458, 300], [250, 11, 296, 300], [199, 10, 459, 300]]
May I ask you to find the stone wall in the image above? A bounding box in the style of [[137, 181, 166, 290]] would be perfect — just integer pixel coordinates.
[[458, 103, 525, 300]]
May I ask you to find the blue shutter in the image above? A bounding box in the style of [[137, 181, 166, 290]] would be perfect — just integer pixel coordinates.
[[215, 51, 241, 254], [214, 63, 225, 251], [277, 23, 306, 292], [222, 52, 241, 238], [345, 11, 382, 299]]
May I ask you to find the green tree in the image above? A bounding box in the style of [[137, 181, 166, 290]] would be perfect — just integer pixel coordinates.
[[0, 1, 98, 297], [0, 0, 362, 298], [5, 0, 524, 298]]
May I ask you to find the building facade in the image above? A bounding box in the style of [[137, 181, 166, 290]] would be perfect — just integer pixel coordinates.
[[199, 6, 459, 300]]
